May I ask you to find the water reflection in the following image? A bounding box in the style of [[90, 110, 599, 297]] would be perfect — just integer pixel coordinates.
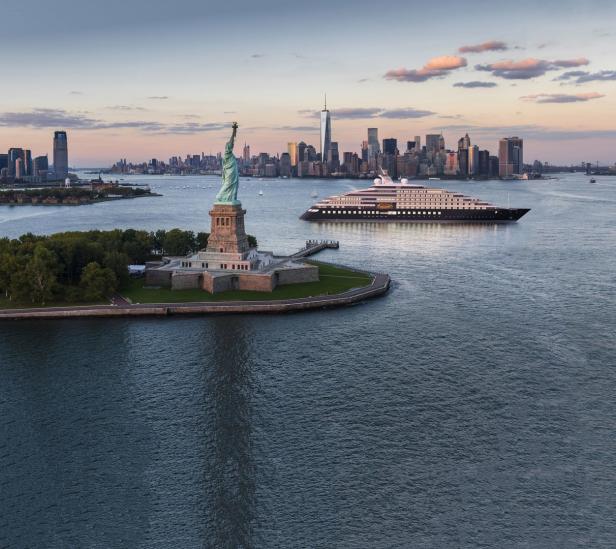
[[203, 318, 256, 549]]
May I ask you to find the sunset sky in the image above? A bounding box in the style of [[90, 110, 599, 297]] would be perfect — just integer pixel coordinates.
[[1, 0, 615, 166]]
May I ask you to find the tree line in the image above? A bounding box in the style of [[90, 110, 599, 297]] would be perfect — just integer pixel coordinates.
[[0, 229, 257, 305]]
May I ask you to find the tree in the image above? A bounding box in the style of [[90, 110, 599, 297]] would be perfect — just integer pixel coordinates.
[[19, 244, 59, 305], [163, 229, 196, 256], [196, 232, 209, 251], [103, 250, 130, 288], [0, 252, 17, 298], [80, 262, 117, 302]]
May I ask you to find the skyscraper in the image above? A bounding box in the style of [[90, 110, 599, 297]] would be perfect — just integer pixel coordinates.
[[367, 128, 380, 159], [53, 131, 69, 179], [425, 134, 441, 153], [7, 148, 24, 177], [457, 134, 471, 177], [498, 137, 524, 177], [287, 142, 298, 167], [327, 142, 340, 171], [468, 145, 480, 176], [33, 155, 49, 177], [242, 143, 250, 163], [414, 136, 421, 150], [382, 138, 398, 155], [320, 95, 331, 165]]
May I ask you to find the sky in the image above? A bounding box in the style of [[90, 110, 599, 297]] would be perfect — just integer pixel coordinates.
[[1, 0, 615, 166]]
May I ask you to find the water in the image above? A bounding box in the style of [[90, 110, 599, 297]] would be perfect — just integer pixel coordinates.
[[1, 174, 615, 547]]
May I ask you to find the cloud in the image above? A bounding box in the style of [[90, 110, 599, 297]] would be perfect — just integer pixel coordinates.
[[476, 57, 590, 79], [433, 123, 616, 141], [520, 92, 605, 103], [0, 108, 228, 134], [147, 96, 169, 100], [384, 55, 467, 82], [357, 78, 370, 83], [69, 91, 84, 95], [453, 81, 497, 88], [459, 40, 508, 53], [106, 105, 148, 111], [250, 53, 265, 58], [299, 107, 435, 119], [555, 69, 616, 83]]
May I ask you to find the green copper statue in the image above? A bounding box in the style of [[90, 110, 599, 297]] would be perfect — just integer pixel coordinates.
[[215, 122, 240, 205]]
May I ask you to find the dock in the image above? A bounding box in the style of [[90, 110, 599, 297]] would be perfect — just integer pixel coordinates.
[[292, 240, 340, 259]]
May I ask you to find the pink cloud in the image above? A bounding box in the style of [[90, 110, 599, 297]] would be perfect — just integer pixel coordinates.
[[385, 55, 467, 83], [553, 57, 590, 68], [459, 40, 508, 53]]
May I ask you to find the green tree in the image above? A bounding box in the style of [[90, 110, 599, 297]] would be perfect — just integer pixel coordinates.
[[0, 252, 17, 298], [103, 250, 130, 287], [196, 232, 209, 250], [80, 262, 117, 302], [163, 229, 195, 256], [17, 245, 59, 305]]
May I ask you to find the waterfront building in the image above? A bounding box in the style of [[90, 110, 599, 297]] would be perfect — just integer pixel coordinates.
[[320, 96, 331, 166], [287, 143, 298, 167], [489, 156, 500, 177], [499, 137, 524, 177], [458, 134, 471, 177], [414, 136, 421, 150], [53, 131, 69, 180], [0, 154, 7, 173], [24, 150, 32, 176], [305, 144, 317, 162]]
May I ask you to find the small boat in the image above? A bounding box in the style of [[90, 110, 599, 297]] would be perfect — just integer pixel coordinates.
[[590, 178, 596, 183], [258, 190, 264, 196], [310, 190, 318, 198]]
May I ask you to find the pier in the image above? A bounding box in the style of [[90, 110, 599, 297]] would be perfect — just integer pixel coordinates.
[[292, 240, 340, 258]]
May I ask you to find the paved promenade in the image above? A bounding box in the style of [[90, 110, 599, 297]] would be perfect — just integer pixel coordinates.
[[0, 273, 390, 320]]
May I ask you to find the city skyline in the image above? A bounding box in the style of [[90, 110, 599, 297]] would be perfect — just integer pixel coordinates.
[[1, 0, 615, 165]]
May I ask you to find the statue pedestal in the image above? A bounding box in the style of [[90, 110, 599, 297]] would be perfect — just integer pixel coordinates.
[[204, 203, 251, 258]]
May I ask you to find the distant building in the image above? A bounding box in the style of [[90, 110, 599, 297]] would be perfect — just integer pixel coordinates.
[[425, 134, 441, 154], [444, 152, 459, 175], [361, 140, 369, 162], [33, 155, 49, 177], [24, 149, 32, 176], [297, 141, 307, 162], [457, 134, 471, 177], [279, 152, 291, 177], [498, 137, 523, 177], [15, 157, 24, 179], [242, 143, 250, 163], [287, 142, 298, 167], [7, 148, 24, 177], [53, 131, 69, 180], [382, 138, 398, 155], [367, 128, 380, 159], [320, 96, 331, 166], [468, 145, 479, 176], [0, 154, 7, 174], [327, 142, 340, 171], [478, 150, 490, 177], [414, 136, 421, 149]]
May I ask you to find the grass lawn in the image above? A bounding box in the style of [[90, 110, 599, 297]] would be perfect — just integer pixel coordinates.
[[0, 294, 105, 310], [120, 262, 373, 304]]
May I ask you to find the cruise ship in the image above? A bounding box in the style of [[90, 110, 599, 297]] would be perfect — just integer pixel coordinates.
[[300, 174, 530, 223]]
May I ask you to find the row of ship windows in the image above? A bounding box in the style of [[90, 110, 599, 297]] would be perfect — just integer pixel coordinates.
[[325, 210, 444, 215]]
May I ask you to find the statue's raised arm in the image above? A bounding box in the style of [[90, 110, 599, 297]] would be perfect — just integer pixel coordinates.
[[216, 122, 241, 205]]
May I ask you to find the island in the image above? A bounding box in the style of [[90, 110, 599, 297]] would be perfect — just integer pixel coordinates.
[[0, 181, 159, 206]]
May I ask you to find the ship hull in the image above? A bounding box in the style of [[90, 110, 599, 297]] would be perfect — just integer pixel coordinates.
[[300, 208, 530, 222]]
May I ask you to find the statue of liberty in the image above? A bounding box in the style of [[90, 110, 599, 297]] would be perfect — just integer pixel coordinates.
[[215, 122, 240, 205]]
